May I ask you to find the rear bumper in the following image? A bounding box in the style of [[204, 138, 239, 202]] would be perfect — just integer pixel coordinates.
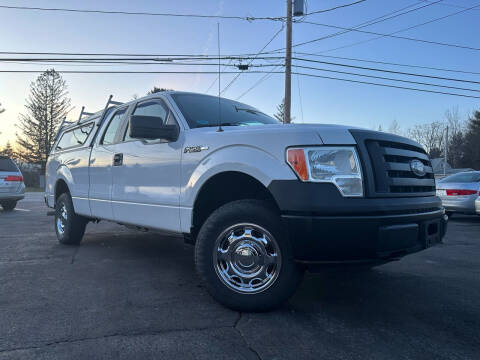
[[0, 193, 24, 201], [441, 196, 477, 214], [268, 181, 447, 264]]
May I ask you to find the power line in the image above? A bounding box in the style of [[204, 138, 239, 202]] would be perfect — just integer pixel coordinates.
[[304, 0, 366, 15], [0, 4, 284, 21], [421, 0, 480, 10], [235, 65, 282, 100], [293, 72, 480, 99], [0, 60, 282, 67], [320, 2, 480, 53], [0, 70, 285, 74], [293, 57, 480, 85], [293, 63, 480, 93], [0, 51, 272, 57], [268, 0, 440, 52], [233, 1, 435, 100], [299, 20, 480, 52], [290, 52, 480, 76], [0, 56, 284, 62], [2, 66, 478, 100], [221, 25, 284, 95]]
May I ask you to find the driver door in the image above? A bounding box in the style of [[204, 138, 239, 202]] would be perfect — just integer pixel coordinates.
[[111, 98, 183, 232]]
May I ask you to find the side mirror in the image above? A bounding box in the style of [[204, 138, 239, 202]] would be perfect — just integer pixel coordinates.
[[129, 115, 179, 141]]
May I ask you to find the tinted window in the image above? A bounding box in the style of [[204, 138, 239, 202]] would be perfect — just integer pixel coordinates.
[[0, 157, 18, 172], [124, 100, 170, 141], [440, 172, 480, 183], [56, 123, 94, 150], [171, 93, 279, 129], [102, 108, 127, 145]]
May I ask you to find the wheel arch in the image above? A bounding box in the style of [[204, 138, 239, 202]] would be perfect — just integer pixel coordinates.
[[54, 178, 70, 204], [190, 171, 280, 242]]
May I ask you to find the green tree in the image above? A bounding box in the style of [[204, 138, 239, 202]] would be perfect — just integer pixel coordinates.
[[16, 69, 71, 170], [274, 98, 286, 123], [461, 111, 480, 169], [448, 131, 465, 168], [148, 87, 173, 95], [0, 141, 15, 159]]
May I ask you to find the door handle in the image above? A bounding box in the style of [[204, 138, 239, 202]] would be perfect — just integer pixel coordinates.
[[113, 153, 123, 166]]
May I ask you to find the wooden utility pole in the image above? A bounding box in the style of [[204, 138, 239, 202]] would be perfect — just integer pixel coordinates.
[[284, 0, 292, 124], [444, 126, 448, 176]]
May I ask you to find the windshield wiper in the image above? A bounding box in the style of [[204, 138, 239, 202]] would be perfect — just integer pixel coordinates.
[[197, 122, 241, 128], [234, 106, 262, 115]]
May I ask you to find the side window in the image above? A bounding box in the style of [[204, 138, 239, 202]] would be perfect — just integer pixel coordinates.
[[102, 108, 126, 145], [124, 100, 172, 142], [56, 123, 94, 150]]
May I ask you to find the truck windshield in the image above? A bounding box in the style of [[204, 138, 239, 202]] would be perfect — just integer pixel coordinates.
[[171, 93, 279, 129]]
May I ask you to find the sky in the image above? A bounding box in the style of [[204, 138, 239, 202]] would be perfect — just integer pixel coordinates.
[[0, 0, 479, 147]]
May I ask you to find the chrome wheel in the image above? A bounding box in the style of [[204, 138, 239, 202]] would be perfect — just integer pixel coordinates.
[[213, 223, 282, 294], [56, 204, 67, 235]]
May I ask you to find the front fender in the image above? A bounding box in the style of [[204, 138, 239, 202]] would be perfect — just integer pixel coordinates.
[[56, 164, 74, 192], [180, 144, 296, 208]]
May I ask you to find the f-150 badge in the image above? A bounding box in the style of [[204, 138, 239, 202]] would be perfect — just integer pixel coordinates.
[[184, 146, 209, 153]]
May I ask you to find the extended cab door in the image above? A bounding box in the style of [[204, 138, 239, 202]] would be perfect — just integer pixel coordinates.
[[88, 107, 129, 220], [111, 98, 183, 232]]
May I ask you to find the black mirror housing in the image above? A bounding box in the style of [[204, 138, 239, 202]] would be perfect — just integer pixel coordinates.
[[129, 115, 179, 141]]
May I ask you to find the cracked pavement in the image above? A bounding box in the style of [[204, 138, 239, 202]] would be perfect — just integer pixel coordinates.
[[0, 193, 479, 359]]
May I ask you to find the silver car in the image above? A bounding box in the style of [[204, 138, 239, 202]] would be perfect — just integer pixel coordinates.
[[0, 156, 25, 211], [436, 171, 480, 217]]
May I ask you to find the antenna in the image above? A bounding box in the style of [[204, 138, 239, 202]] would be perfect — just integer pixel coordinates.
[[217, 22, 223, 132]]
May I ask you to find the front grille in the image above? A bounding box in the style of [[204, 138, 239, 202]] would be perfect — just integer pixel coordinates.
[[365, 140, 435, 196]]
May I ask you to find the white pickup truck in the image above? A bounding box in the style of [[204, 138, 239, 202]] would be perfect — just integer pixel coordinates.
[[45, 91, 447, 311]]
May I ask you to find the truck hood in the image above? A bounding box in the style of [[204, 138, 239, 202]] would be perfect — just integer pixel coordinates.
[[190, 123, 359, 145]]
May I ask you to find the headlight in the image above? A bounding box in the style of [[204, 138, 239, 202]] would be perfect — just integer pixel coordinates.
[[286, 146, 363, 197]]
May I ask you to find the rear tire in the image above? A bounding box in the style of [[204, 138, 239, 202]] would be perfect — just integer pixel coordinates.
[[1, 201, 17, 211], [195, 199, 304, 312], [55, 193, 87, 245]]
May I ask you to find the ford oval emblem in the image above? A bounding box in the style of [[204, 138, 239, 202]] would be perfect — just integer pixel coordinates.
[[410, 159, 426, 177]]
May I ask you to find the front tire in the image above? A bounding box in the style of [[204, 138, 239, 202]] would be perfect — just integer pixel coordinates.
[[55, 193, 87, 245], [1, 200, 17, 211], [195, 200, 304, 312]]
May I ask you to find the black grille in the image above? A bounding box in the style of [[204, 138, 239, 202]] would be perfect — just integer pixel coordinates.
[[366, 140, 435, 195]]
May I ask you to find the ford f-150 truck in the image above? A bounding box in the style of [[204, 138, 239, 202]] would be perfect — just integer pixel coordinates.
[[45, 91, 447, 311]]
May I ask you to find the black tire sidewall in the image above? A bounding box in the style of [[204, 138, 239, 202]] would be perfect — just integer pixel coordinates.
[[195, 199, 303, 312], [55, 193, 85, 245], [1, 201, 17, 211]]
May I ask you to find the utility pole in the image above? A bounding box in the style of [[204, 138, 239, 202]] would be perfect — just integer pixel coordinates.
[[284, 0, 304, 124], [284, 0, 292, 124], [444, 126, 448, 176]]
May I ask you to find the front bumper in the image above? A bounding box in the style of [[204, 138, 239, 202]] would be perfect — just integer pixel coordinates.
[[268, 181, 447, 264], [283, 210, 447, 263]]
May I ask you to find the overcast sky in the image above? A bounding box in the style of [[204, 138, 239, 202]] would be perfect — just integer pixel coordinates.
[[0, 0, 479, 146]]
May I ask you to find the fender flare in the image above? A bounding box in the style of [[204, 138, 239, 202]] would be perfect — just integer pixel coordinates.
[[54, 164, 74, 200]]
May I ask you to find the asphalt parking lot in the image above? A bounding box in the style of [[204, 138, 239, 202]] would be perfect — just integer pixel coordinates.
[[0, 192, 479, 359]]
